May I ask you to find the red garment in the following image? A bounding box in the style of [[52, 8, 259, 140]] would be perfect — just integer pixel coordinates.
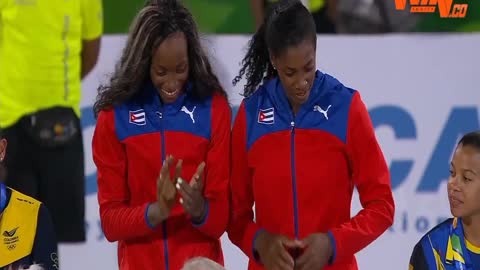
[[228, 71, 395, 270], [93, 84, 230, 270]]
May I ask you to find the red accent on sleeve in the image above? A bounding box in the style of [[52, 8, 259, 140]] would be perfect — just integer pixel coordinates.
[[93, 110, 159, 242], [329, 92, 395, 263], [227, 102, 263, 261], [192, 95, 231, 239]]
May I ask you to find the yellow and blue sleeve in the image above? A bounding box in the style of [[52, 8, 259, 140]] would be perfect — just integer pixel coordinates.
[[32, 204, 58, 270], [409, 241, 429, 270]]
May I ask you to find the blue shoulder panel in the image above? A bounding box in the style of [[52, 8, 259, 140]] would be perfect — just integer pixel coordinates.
[[161, 96, 212, 140], [243, 71, 355, 151], [243, 81, 291, 151], [419, 219, 452, 270], [296, 73, 355, 144], [114, 94, 159, 142], [113, 83, 212, 142]]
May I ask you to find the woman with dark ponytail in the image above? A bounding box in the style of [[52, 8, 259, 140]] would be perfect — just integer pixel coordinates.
[[228, 1, 394, 270], [92, 1, 230, 269]]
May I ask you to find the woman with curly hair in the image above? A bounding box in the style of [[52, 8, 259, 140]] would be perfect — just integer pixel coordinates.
[[92, 1, 231, 269]]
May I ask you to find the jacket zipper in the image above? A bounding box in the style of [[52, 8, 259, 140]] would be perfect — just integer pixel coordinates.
[[290, 120, 300, 240], [159, 110, 169, 270]]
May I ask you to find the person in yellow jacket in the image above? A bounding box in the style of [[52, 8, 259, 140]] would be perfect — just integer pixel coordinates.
[[0, 0, 103, 243], [250, 0, 336, 33], [0, 129, 58, 270]]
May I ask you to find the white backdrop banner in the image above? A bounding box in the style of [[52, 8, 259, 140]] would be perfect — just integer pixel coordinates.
[[61, 34, 480, 270]]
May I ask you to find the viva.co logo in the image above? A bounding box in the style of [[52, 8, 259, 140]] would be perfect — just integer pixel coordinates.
[[395, 0, 468, 18]]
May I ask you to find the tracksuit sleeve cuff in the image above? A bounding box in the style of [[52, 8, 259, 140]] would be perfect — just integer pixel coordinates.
[[327, 231, 337, 265], [192, 200, 210, 227], [252, 228, 265, 263], [145, 203, 157, 229]]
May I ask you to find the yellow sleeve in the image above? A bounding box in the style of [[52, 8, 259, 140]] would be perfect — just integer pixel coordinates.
[[0, 1, 3, 45], [81, 0, 103, 40]]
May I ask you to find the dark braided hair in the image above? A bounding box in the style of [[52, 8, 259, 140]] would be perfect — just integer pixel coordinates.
[[94, 0, 226, 116], [233, 0, 316, 97], [458, 131, 480, 151]]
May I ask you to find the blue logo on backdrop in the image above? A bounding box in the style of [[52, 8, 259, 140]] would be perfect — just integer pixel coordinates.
[[370, 106, 479, 191], [80, 107, 98, 196], [82, 105, 479, 196]]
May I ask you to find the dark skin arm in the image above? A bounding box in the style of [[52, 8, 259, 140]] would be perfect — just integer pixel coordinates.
[[81, 38, 101, 79], [326, 0, 337, 24], [250, 0, 265, 31]]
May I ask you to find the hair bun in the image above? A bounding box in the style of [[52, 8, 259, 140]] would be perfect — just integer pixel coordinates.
[[266, 0, 304, 25], [149, 0, 179, 9]]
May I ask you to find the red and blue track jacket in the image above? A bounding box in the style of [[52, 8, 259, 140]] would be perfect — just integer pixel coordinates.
[[228, 71, 395, 270], [92, 82, 231, 270]]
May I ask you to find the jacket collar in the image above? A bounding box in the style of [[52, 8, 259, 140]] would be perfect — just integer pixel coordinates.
[[446, 217, 474, 269], [268, 70, 325, 117], [142, 80, 193, 116]]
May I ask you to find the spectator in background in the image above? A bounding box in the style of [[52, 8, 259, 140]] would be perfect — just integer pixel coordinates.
[[0, 0, 102, 244], [181, 258, 226, 270], [409, 131, 480, 270], [250, 0, 336, 33], [0, 129, 58, 270], [92, 0, 230, 269]]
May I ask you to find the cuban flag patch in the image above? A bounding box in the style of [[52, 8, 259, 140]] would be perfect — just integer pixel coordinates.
[[129, 109, 146, 125], [257, 108, 274, 125]]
